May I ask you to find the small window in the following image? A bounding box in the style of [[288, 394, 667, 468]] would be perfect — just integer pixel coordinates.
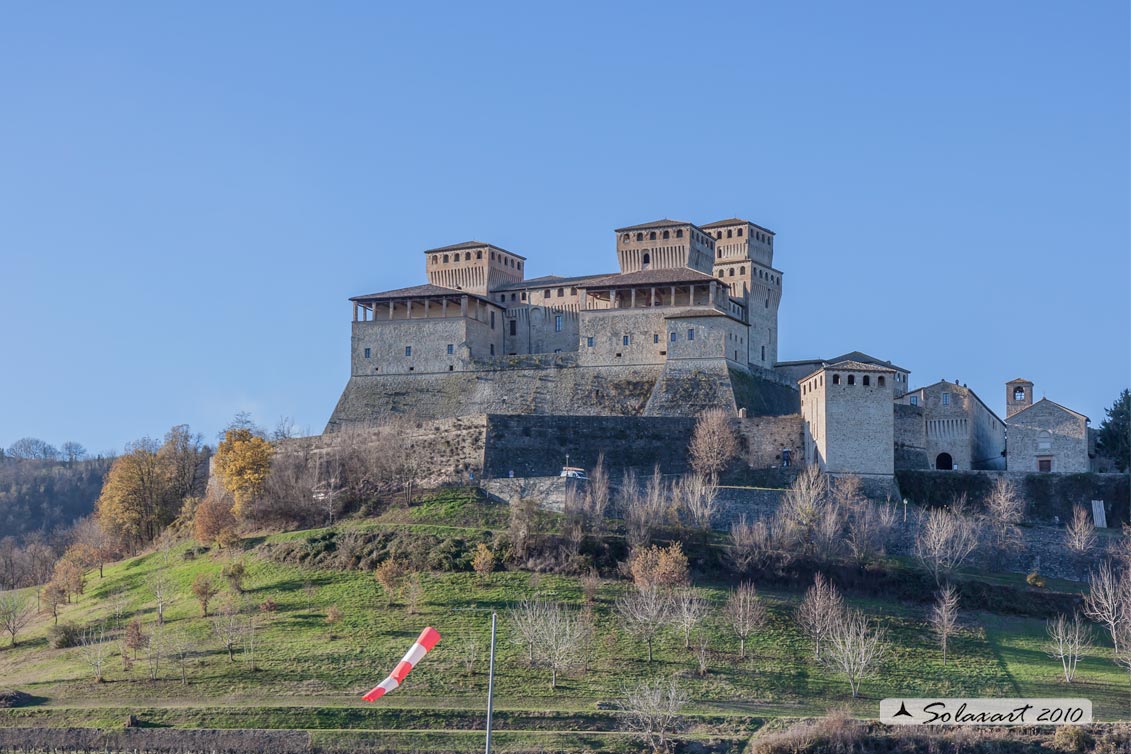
[[521, 292, 527, 301], [586, 336, 594, 347], [642, 253, 651, 268], [676, 229, 683, 238], [490, 344, 495, 355], [649, 231, 656, 240], [1014, 387, 1025, 401], [833, 374, 841, 385], [511, 293, 516, 301], [653, 334, 660, 344], [942, 393, 950, 406], [636, 232, 644, 241], [447, 344, 454, 355], [490, 251, 495, 260], [688, 329, 694, 341], [662, 230, 670, 239], [863, 375, 870, 386], [737, 228, 743, 237], [1038, 459, 1052, 473], [739, 266, 745, 275], [405, 346, 412, 357], [718, 270, 724, 278], [571, 287, 577, 295], [465, 252, 471, 261], [761, 345, 765, 360], [509, 320, 517, 336], [622, 233, 630, 242], [443, 254, 449, 263], [623, 335, 630, 346], [1038, 431, 1052, 451], [910, 395, 918, 406], [726, 229, 733, 238], [847, 375, 855, 385], [715, 231, 722, 239], [543, 289, 551, 298], [670, 331, 677, 342], [878, 376, 885, 387], [555, 315, 563, 332], [476, 250, 483, 259], [431, 255, 438, 264], [364, 347, 371, 359], [491, 311, 496, 329], [557, 288, 564, 297]]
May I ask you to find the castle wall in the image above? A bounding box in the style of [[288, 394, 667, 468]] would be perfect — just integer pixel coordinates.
[[824, 376, 894, 476], [504, 306, 580, 355], [1007, 401, 1090, 473], [579, 309, 669, 365], [737, 414, 804, 470], [894, 403, 929, 470]]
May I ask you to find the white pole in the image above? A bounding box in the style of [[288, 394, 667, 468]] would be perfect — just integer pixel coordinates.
[[485, 611, 497, 753]]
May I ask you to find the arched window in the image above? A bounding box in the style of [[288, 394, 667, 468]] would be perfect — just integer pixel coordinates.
[[465, 252, 471, 260], [848, 375, 855, 385], [476, 250, 483, 259], [717, 270, 724, 278], [432, 255, 438, 264], [649, 231, 657, 240], [543, 289, 551, 297], [662, 230, 670, 239], [443, 254, 449, 263], [642, 253, 651, 269], [729, 269, 735, 277], [726, 229, 733, 238], [863, 375, 870, 386], [715, 231, 722, 239], [878, 376, 885, 387], [1038, 430, 1052, 451], [676, 229, 683, 238], [622, 233, 630, 243], [636, 232, 644, 241], [739, 266, 745, 275], [833, 374, 841, 385], [1014, 387, 1025, 401], [737, 228, 743, 237]]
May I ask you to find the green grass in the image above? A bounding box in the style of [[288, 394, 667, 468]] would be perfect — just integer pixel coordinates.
[[1, 488, 1128, 752]]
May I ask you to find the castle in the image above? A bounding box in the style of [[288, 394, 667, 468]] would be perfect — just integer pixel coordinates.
[[327, 217, 1094, 483]]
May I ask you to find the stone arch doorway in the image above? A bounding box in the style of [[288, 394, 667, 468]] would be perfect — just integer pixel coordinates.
[[935, 452, 954, 470]]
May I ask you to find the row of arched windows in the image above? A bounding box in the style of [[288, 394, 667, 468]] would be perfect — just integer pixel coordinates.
[[431, 250, 522, 271], [710, 227, 772, 244], [829, 373, 886, 387], [621, 229, 714, 246]]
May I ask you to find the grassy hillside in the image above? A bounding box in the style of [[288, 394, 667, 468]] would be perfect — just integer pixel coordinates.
[[1, 489, 1128, 752]]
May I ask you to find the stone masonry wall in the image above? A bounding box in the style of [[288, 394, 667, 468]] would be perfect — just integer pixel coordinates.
[[737, 414, 803, 470], [894, 403, 929, 470], [1007, 401, 1090, 473]]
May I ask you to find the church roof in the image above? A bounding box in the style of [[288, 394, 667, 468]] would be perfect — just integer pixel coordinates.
[[614, 219, 697, 233], [700, 218, 776, 235], [493, 273, 613, 291], [349, 283, 495, 304], [1006, 397, 1089, 423], [423, 241, 526, 260], [578, 268, 720, 288], [1006, 377, 1033, 384]]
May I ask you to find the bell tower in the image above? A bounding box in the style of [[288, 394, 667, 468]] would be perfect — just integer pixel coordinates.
[[1006, 378, 1034, 418]]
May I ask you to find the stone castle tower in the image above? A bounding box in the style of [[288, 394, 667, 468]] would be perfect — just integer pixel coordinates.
[[1006, 378, 1034, 418]]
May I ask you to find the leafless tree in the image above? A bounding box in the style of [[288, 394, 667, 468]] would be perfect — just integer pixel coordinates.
[[775, 466, 827, 556], [536, 603, 585, 689], [1065, 505, 1097, 555], [212, 599, 243, 661], [1112, 622, 1131, 711], [616, 585, 671, 663], [1084, 561, 1129, 652], [145, 623, 165, 681], [725, 582, 766, 659], [813, 498, 845, 560], [456, 633, 480, 676], [671, 588, 710, 649], [676, 473, 719, 532], [689, 408, 739, 481], [70, 517, 115, 578], [728, 516, 778, 573], [694, 630, 711, 676], [108, 587, 130, 625], [930, 584, 960, 667], [507, 600, 549, 667], [985, 476, 1025, 525], [167, 630, 195, 685], [243, 612, 259, 671], [830, 474, 865, 510], [797, 573, 845, 661], [146, 569, 177, 626], [619, 677, 688, 751], [915, 507, 980, 585], [824, 609, 886, 698], [77, 623, 110, 682], [508, 498, 543, 562], [623, 467, 671, 548], [403, 574, 425, 615], [61, 441, 87, 465], [259, 442, 318, 527], [585, 453, 611, 530], [1047, 613, 1093, 683], [845, 501, 898, 565], [0, 591, 34, 646]]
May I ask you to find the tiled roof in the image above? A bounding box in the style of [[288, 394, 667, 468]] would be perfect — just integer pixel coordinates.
[[825, 359, 898, 372], [1006, 397, 1089, 423], [700, 218, 776, 235], [493, 273, 614, 291], [828, 351, 908, 373], [1006, 377, 1033, 384], [423, 241, 526, 260], [614, 219, 696, 233], [350, 284, 494, 303], [578, 268, 721, 288]]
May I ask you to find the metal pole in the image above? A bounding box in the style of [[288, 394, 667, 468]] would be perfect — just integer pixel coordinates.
[[485, 610, 497, 754]]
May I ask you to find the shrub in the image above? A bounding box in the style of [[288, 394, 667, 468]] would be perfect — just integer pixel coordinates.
[[1052, 724, 1090, 753], [48, 622, 82, 649], [1028, 572, 1047, 588], [472, 543, 495, 578], [325, 606, 342, 625], [258, 598, 278, 613]]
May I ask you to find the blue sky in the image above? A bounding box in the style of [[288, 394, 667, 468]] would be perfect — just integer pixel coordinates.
[[1, 1, 1127, 454]]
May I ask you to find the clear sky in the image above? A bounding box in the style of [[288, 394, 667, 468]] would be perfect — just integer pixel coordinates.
[[1, 1, 1128, 454]]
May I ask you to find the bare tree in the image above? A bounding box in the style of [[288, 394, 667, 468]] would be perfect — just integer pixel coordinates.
[[243, 612, 259, 671], [824, 609, 886, 698], [694, 630, 711, 676], [192, 574, 221, 617], [797, 573, 845, 661], [775, 466, 827, 556], [671, 588, 710, 649], [930, 584, 960, 667], [61, 441, 87, 465], [845, 501, 898, 565], [724, 582, 766, 659], [1065, 505, 1096, 555], [0, 591, 34, 646], [1084, 561, 1129, 652], [729, 516, 778, 573], [622, 467, 671, 548], [915, 507, 980, 585], [147, 569, 177, 626], [168, 630, 195, 685], [689, 408, 739, 481], [456, 633, 480, 676], [212, 599, 243, 661], [42, 582, 66, 625], [537, 603, 585, 689], [77, 623, 110, 682], [109, 587, 130, 625], [985, 476, 1025, 528], [1113, 621, 1131, 711], [1047, 613, 1093, 683], [616, 585, 671, 663], [507, 600, 548, 667], [677, 473, 719, 532], [620, 677, 687, 751], [584, 452, 611, 532]]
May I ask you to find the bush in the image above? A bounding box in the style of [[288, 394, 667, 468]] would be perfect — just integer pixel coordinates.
[[258, 598, 278, 613], [1052, 725, 1090, 753], [1027, 572, 1047, 588], [48, 622, 82, 649]]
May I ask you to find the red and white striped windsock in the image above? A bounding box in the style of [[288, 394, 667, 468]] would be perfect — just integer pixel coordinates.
[[362, 626, 441, 702]]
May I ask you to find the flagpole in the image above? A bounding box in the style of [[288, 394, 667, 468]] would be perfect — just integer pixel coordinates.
[[485, 610, 497, 754]]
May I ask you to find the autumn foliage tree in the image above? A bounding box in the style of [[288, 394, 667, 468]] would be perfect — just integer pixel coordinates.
[[213, 429, 274, 519], [193, 491, 239, 548]]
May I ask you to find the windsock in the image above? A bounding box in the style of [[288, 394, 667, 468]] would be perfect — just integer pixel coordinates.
[[362, 626, 441, 702]]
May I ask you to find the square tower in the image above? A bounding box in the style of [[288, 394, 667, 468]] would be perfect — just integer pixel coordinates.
[[1006, 378, 1034, 418], [424, 241, 525, 296], [614, 220, 715, 275], [799, 359, 896, 478]]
